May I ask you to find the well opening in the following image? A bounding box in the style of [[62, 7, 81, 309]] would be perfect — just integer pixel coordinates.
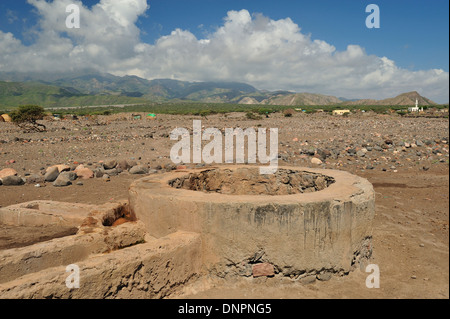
[[168, 167, 335, 195]]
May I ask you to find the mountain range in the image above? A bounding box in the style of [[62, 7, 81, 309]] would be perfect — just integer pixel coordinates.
[[0, 71, 440, 109]]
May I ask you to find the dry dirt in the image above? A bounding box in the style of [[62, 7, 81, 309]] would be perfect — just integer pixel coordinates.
[[0, 112, 448, 299]]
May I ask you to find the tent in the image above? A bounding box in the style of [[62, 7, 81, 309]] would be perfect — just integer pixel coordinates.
[[1, 114, 12, 122], [147, 113, 156, 120]]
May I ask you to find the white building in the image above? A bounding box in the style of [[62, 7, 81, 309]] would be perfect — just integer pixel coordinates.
[[408, 99, 423, 112]]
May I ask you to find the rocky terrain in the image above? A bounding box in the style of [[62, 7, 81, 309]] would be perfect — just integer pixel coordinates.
[[0, 111, 448, 298]]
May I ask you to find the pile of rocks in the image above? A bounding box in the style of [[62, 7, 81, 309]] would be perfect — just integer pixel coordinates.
[[0, 158, 159, 187]]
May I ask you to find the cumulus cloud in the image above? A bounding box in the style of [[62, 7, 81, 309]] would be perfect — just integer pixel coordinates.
[[0, 1, 448, 102]]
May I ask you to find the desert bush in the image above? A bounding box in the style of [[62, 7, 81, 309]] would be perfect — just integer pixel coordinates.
[[9, 105, 46, 132], [283, 109, 295, 117], [246, 112, 262, 120]]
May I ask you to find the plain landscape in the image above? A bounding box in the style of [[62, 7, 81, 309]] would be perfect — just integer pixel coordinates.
[[0, 104, 448, 298]]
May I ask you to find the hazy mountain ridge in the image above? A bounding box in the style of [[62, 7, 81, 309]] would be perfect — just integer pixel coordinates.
[[341, 91, 437, 106], [0, 71, 441, 108]]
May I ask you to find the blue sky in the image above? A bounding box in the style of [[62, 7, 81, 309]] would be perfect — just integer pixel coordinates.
[[0, 0, 448, 102], [2, 0, 448, 71]]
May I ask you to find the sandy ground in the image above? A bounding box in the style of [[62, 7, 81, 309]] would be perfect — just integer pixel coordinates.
[[0, 112, 448, 298]]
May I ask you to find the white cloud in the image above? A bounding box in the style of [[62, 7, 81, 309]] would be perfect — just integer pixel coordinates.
[[0, 2, 448, 103]]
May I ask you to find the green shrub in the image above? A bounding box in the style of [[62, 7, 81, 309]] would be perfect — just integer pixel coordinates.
[[9, 105, 47, 132]]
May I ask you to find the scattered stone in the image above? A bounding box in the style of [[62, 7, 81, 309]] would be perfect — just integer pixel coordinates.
[[44, 166, 60, 182], [356, 149, 366, 157], [1, 175, 25, 186], [374, 145, 383, 152], [164, 163, 176, 171], [102, 174, 111, 182], [53, 174, 72, 187], [130, 165, 149, 175], [47, 164, 70, 173], [94, 168, 104, 178], [0, 168, 18, 179], [59, 171, 78, 181], [76, 181, 84, 186], [127, 159, 138, 168], [311, 157, 323, 165], [25, 174, 45, 184], [317, 272, 332, 281], [252, 263, 275, 278], [299, 274, 316, 285], [103, 159, 117, 170], [104, 168, 118, 176], [117, 160, 130, 171], [75, 167, 94, 180]]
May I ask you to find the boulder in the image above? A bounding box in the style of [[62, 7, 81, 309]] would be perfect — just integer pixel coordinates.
[[0, 168, 18, 179], [117, 160, 130, 171], [25, 174, 45, 184], [311, 158, 323, 165], [127, 160, 138, 168], [59, 171, 78, 181], [1, 175, 24, 186], [104, 168, 118, 176], [53, 174, 72, 187], [47, 165, 70, 173], [129, 165, 148, 175], [103, 159, 117, 170], [44, 166, 60, 182], [75, 167, 94, 180]]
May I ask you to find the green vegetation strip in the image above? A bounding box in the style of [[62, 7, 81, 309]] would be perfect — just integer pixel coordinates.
[[1, 102, 448, 116]]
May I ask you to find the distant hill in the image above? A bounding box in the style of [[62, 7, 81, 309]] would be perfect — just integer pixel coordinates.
[[0, 81, 147, 109], [341, 91, 437, 106], [0, 71, 440, 108], [262, 92, 343, 106]]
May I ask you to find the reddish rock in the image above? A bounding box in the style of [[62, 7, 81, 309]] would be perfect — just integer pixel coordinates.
[[176, 165, 187, 170], [252, 263, 275, 278], [0, 168, 18, 179], [75, 167, 94, 180], [47, 164, 70, 173]]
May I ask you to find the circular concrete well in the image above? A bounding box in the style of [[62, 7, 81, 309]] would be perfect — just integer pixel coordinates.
[[129, 166, 375, 277]]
